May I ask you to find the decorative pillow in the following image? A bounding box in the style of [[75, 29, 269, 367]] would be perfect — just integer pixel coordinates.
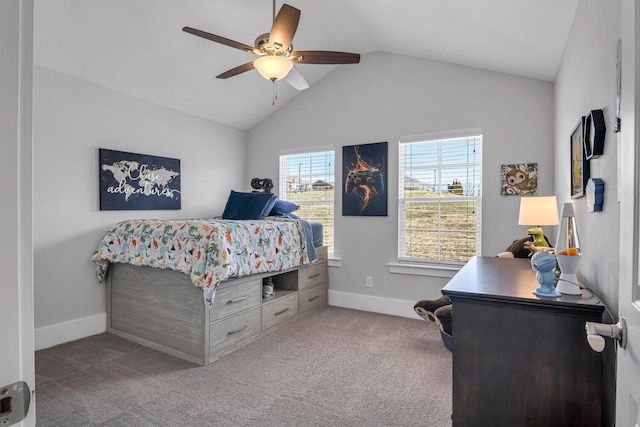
[[222, 191, 277, 220], [269, 199, 299, 216]]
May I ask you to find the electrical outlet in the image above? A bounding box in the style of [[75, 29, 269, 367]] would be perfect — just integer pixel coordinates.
[[365, 276, 373, 288]]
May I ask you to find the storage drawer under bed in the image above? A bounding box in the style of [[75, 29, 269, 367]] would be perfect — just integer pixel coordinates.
[[209, 278, 261, 322], [299, 284, 327, 313], [209, 306, 262, 356], [298, 262, 327, 290], [262, 293, 298, 330]]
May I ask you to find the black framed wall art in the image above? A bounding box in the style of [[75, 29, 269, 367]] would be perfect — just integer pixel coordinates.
[[99, 148, 181, 210], [570, 119, 590, 199], [342, 142, 387, 216]]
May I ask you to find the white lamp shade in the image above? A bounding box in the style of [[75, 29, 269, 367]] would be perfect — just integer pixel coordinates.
[[518, 196, 559, 226], [253, 56, 293, 81]]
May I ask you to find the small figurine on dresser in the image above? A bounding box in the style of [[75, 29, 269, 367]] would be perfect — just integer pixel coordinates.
[[530, 251, 561, 297]]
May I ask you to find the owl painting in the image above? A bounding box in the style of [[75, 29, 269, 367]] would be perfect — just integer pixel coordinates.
[[501, 163, 538, 196]]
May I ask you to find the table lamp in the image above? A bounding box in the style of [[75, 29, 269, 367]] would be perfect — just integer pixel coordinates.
[[555, 202, 582, 295], [518, 196, 560, 247]]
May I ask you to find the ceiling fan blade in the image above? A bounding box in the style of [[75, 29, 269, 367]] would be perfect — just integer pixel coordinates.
[[284, 66, 309, 90], [290, 50, 360, 64], [182, 26, 258, 54], [216, 61, 255, 79], [268, 4, 300, 53]]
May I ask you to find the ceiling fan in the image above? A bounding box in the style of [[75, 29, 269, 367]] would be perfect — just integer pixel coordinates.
[[182, 1, 360, 91]]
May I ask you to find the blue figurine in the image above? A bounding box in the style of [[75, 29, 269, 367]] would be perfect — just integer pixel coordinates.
[[530, 251, 561, 297]]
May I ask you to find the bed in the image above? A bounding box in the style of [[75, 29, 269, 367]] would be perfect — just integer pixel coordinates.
[[92, 216, 315, 303], [91, 201, 328, 365]]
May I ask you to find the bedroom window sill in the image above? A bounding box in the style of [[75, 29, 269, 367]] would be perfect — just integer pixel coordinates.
[[328, 256, 342, 268], [388, 262, 460, 278]]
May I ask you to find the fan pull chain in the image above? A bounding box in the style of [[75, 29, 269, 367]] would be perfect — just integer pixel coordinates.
[[272, 81, 278, 106]]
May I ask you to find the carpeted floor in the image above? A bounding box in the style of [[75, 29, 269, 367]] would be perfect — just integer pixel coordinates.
[[35, 306, 452, 426]]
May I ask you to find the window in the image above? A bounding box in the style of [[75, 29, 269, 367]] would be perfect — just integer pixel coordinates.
[[398, 131, 482, 264], [279, 149, 335, 253]]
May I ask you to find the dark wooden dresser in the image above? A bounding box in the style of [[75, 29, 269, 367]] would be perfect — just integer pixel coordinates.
[[442, 256, 605, 427]]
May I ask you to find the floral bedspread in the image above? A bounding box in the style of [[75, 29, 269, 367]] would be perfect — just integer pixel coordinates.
[[91, 217, 310, 303]]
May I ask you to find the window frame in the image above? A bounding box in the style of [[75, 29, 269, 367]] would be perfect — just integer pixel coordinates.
[[278, 146, 335, 254], [398, 129, 482, 266]]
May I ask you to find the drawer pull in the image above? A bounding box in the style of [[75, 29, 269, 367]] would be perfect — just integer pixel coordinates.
[[227, 325, 248, 335], [308, 295, 320, 302], [274, 307, 290, 316], [307, 273, 321, 279], [227, 296, 247, 304]]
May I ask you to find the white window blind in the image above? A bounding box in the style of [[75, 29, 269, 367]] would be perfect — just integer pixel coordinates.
[[279, 149, 335, 253], [398, 132, 482, 264]]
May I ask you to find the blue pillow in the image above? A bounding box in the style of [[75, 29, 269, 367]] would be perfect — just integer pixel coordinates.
[[269, 199, 299, 216], [222, 191, 277, 220]]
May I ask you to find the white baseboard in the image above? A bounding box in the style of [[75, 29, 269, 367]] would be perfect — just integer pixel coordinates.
[[35, 313, 107, 350], [328, 290, 422, 320], [35, 293, 421, 350]]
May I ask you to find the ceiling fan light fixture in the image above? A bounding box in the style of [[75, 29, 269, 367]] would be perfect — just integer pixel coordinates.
[[183, 3, 359, 89], [253, 55, 293, 81]]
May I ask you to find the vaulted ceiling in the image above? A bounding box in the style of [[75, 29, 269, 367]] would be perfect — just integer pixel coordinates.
[[34, 0, 578, 131]]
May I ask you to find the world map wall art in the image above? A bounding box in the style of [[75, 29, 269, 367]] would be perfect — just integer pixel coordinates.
[[99, 148, 181, 210]]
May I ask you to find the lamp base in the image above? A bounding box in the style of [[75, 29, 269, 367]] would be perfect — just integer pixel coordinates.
[[556, 273, 582, 295]]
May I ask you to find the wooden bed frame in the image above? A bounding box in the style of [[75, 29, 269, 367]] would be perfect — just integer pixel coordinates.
[[106, 246, 328, 365]]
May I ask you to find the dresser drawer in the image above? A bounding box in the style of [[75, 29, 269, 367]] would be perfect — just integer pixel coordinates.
[[262, 293, 298, 330], [209, 306, 261, 355], [299, 284, 326, 313], [298, 262, 327, 290], [209, 278, 261, 322]]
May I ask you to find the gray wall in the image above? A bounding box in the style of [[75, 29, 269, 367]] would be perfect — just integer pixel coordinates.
[[248, 52, 555, 309], [554, 0, 621, 317], [33, 66, 247, 346]]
